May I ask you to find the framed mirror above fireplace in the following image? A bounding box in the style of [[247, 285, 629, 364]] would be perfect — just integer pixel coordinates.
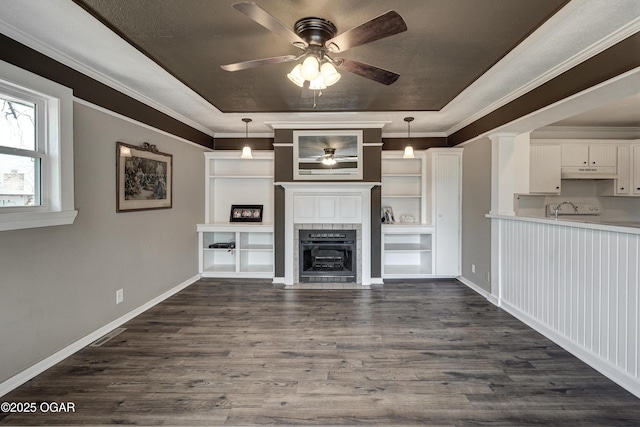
[[293, 130, 363, 180]]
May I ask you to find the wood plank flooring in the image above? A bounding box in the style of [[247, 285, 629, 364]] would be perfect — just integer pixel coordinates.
[[2, 279, 639, 425]]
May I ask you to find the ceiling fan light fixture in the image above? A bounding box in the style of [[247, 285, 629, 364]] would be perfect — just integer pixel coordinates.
[[322, 157, 337, 166], [287, 64, 305, 87], [320, 62, 341, 86], [300, 56, 320, 81]]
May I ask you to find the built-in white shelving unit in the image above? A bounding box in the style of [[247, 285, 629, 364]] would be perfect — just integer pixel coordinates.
[[381, 224, 434, 277], [381, 150, 427, 224], [198, 223, 274, 278], [198, 151, 275, 278], [381, 151, 434, 278]]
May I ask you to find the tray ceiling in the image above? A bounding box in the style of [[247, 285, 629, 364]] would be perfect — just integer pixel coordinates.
[[74, 0, 568, 113]]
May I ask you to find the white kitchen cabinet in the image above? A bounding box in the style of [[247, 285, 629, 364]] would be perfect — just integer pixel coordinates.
[[530, 145, 561, 194], [597, 145, 631, 196], [561, 144, 617, 167]]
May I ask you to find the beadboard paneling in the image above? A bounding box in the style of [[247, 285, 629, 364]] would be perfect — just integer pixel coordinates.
[[495, 218, 639, 396]]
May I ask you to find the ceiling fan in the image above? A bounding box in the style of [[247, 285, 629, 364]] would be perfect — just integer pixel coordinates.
[[220, 2, 408, 86]]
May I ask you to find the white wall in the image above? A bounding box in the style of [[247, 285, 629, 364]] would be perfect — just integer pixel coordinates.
[[0, 102, 205, 385]]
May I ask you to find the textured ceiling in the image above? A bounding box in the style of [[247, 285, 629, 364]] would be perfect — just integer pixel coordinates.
[[74, 0, 569, 113]]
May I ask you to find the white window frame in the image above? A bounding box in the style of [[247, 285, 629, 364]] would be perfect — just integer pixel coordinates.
[[0, 60, 76, 231]]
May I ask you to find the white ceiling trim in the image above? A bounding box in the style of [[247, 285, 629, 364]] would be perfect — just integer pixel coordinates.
[[443, 0, 640, 135]]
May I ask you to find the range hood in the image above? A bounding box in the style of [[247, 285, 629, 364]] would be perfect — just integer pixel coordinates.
[[561, 166, 617, 179]]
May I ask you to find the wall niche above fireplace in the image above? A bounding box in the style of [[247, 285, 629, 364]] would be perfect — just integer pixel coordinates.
[[293, 130, 363, 180]]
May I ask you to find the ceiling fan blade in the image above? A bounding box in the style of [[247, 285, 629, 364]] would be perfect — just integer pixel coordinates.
[[221, 55, 297, 72], [325, 10, 407, 53], [232, 2, 307, 48], [335, 57, 400, 85]]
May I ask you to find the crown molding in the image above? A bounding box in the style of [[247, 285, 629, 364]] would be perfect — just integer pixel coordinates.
[[266, 121, 390, 130], [0, 17, 217, 138], [446, 12, 640, 135]]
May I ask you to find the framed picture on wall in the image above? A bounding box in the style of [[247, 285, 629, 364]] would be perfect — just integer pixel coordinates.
[[116, 142, 173, 212], [230, 204, 263, 222]]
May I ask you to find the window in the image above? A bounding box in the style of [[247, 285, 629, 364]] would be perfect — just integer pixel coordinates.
[[0, 60, 76, 231]]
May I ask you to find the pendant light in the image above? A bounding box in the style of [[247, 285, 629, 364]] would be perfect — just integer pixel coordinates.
[[241, 118, 252, 159], [403, 117, 415, 158]]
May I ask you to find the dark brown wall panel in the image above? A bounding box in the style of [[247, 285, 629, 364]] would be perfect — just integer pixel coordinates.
[[382, 137, 449, 150], [0, 34, 214, 148]]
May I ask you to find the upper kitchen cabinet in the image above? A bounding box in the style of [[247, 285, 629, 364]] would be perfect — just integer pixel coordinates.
[[561, 144, 617, 167], [634, 144, 640, 196], [530, 144, 561, 194]]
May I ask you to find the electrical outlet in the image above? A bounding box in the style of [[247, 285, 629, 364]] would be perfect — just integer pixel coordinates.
[[116, 289, 124, 304], [471, 264, 476, 273], [486, 272, 491, 282]]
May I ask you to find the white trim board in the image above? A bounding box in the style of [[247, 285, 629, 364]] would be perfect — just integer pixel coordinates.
[[0, 274, 201, 398]]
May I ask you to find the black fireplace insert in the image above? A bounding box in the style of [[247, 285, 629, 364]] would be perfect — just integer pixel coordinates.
[[299, 229, 356, 283]]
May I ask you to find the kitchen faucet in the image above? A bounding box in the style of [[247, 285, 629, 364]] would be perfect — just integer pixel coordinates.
[[554, 201, 578, 219]]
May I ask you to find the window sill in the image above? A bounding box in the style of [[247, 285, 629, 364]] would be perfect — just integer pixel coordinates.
[[0, 210, 78, 232]]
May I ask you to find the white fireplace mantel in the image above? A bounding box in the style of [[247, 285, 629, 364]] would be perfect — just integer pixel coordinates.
[[275, 182, 379, 286]]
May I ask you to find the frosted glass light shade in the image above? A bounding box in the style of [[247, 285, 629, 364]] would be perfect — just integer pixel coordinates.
[[309, 75, 326, 90], [287, 64, 305, 87], [241, 145, 252, 159], [320, 62, 341, 86], [403, 145, 415, 158], [300, 56, 320, 81]]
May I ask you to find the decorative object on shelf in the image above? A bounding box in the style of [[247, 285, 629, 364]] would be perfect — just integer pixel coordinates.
[[400, 214, 415, 223], [219, 2, 407, 100], [403, 117, 415, 158], [230, 204, 264, 222], [116, 141, 172, 212], [382, 206, 395, 223], [209, 242, 236, 249], [241, 118, 253, 159], [293, 130, 363, 180]]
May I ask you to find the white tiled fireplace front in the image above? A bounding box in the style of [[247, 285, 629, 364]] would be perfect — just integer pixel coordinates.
[[277, 182, 376, 287]]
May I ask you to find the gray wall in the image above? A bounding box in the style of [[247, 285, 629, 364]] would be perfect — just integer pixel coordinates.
[[0, 102, 204, 384], [461, 137, 492, 291]]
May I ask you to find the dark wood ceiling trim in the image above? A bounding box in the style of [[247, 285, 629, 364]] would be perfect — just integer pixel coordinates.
[[448, 32, 640, 146], [0, 34, 214, 149]]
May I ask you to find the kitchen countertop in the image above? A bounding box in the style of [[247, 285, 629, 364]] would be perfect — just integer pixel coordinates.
[[486, 213, 640, 235]]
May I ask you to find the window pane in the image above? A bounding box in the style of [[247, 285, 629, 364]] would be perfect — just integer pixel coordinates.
[[0, 97, 36, 150], [0, 153, 40, 207]]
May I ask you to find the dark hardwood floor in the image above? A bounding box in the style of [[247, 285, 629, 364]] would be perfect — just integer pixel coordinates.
[[2, 279, 639, 425]]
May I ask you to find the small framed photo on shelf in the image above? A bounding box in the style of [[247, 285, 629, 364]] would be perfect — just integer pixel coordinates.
[[381, 206, 395, 224], [230, 204, 263, 222]]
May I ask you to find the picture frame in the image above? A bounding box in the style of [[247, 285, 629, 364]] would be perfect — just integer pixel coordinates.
[[382, 206, 395, 224], [230, 204, 263, 222], [116, 142, 173, 212]]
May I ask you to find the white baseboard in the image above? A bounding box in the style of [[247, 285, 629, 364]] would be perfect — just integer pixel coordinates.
[[457, 276, 492, 300], [272, 277, 285, 284], [458, 275, 640, 398], [0, 274, 200, 398], [499, 300, 640, 399], [370, 277, 384, 285]]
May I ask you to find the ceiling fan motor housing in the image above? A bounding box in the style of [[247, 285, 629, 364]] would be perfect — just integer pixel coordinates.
[[295, 17, 337, 47]]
